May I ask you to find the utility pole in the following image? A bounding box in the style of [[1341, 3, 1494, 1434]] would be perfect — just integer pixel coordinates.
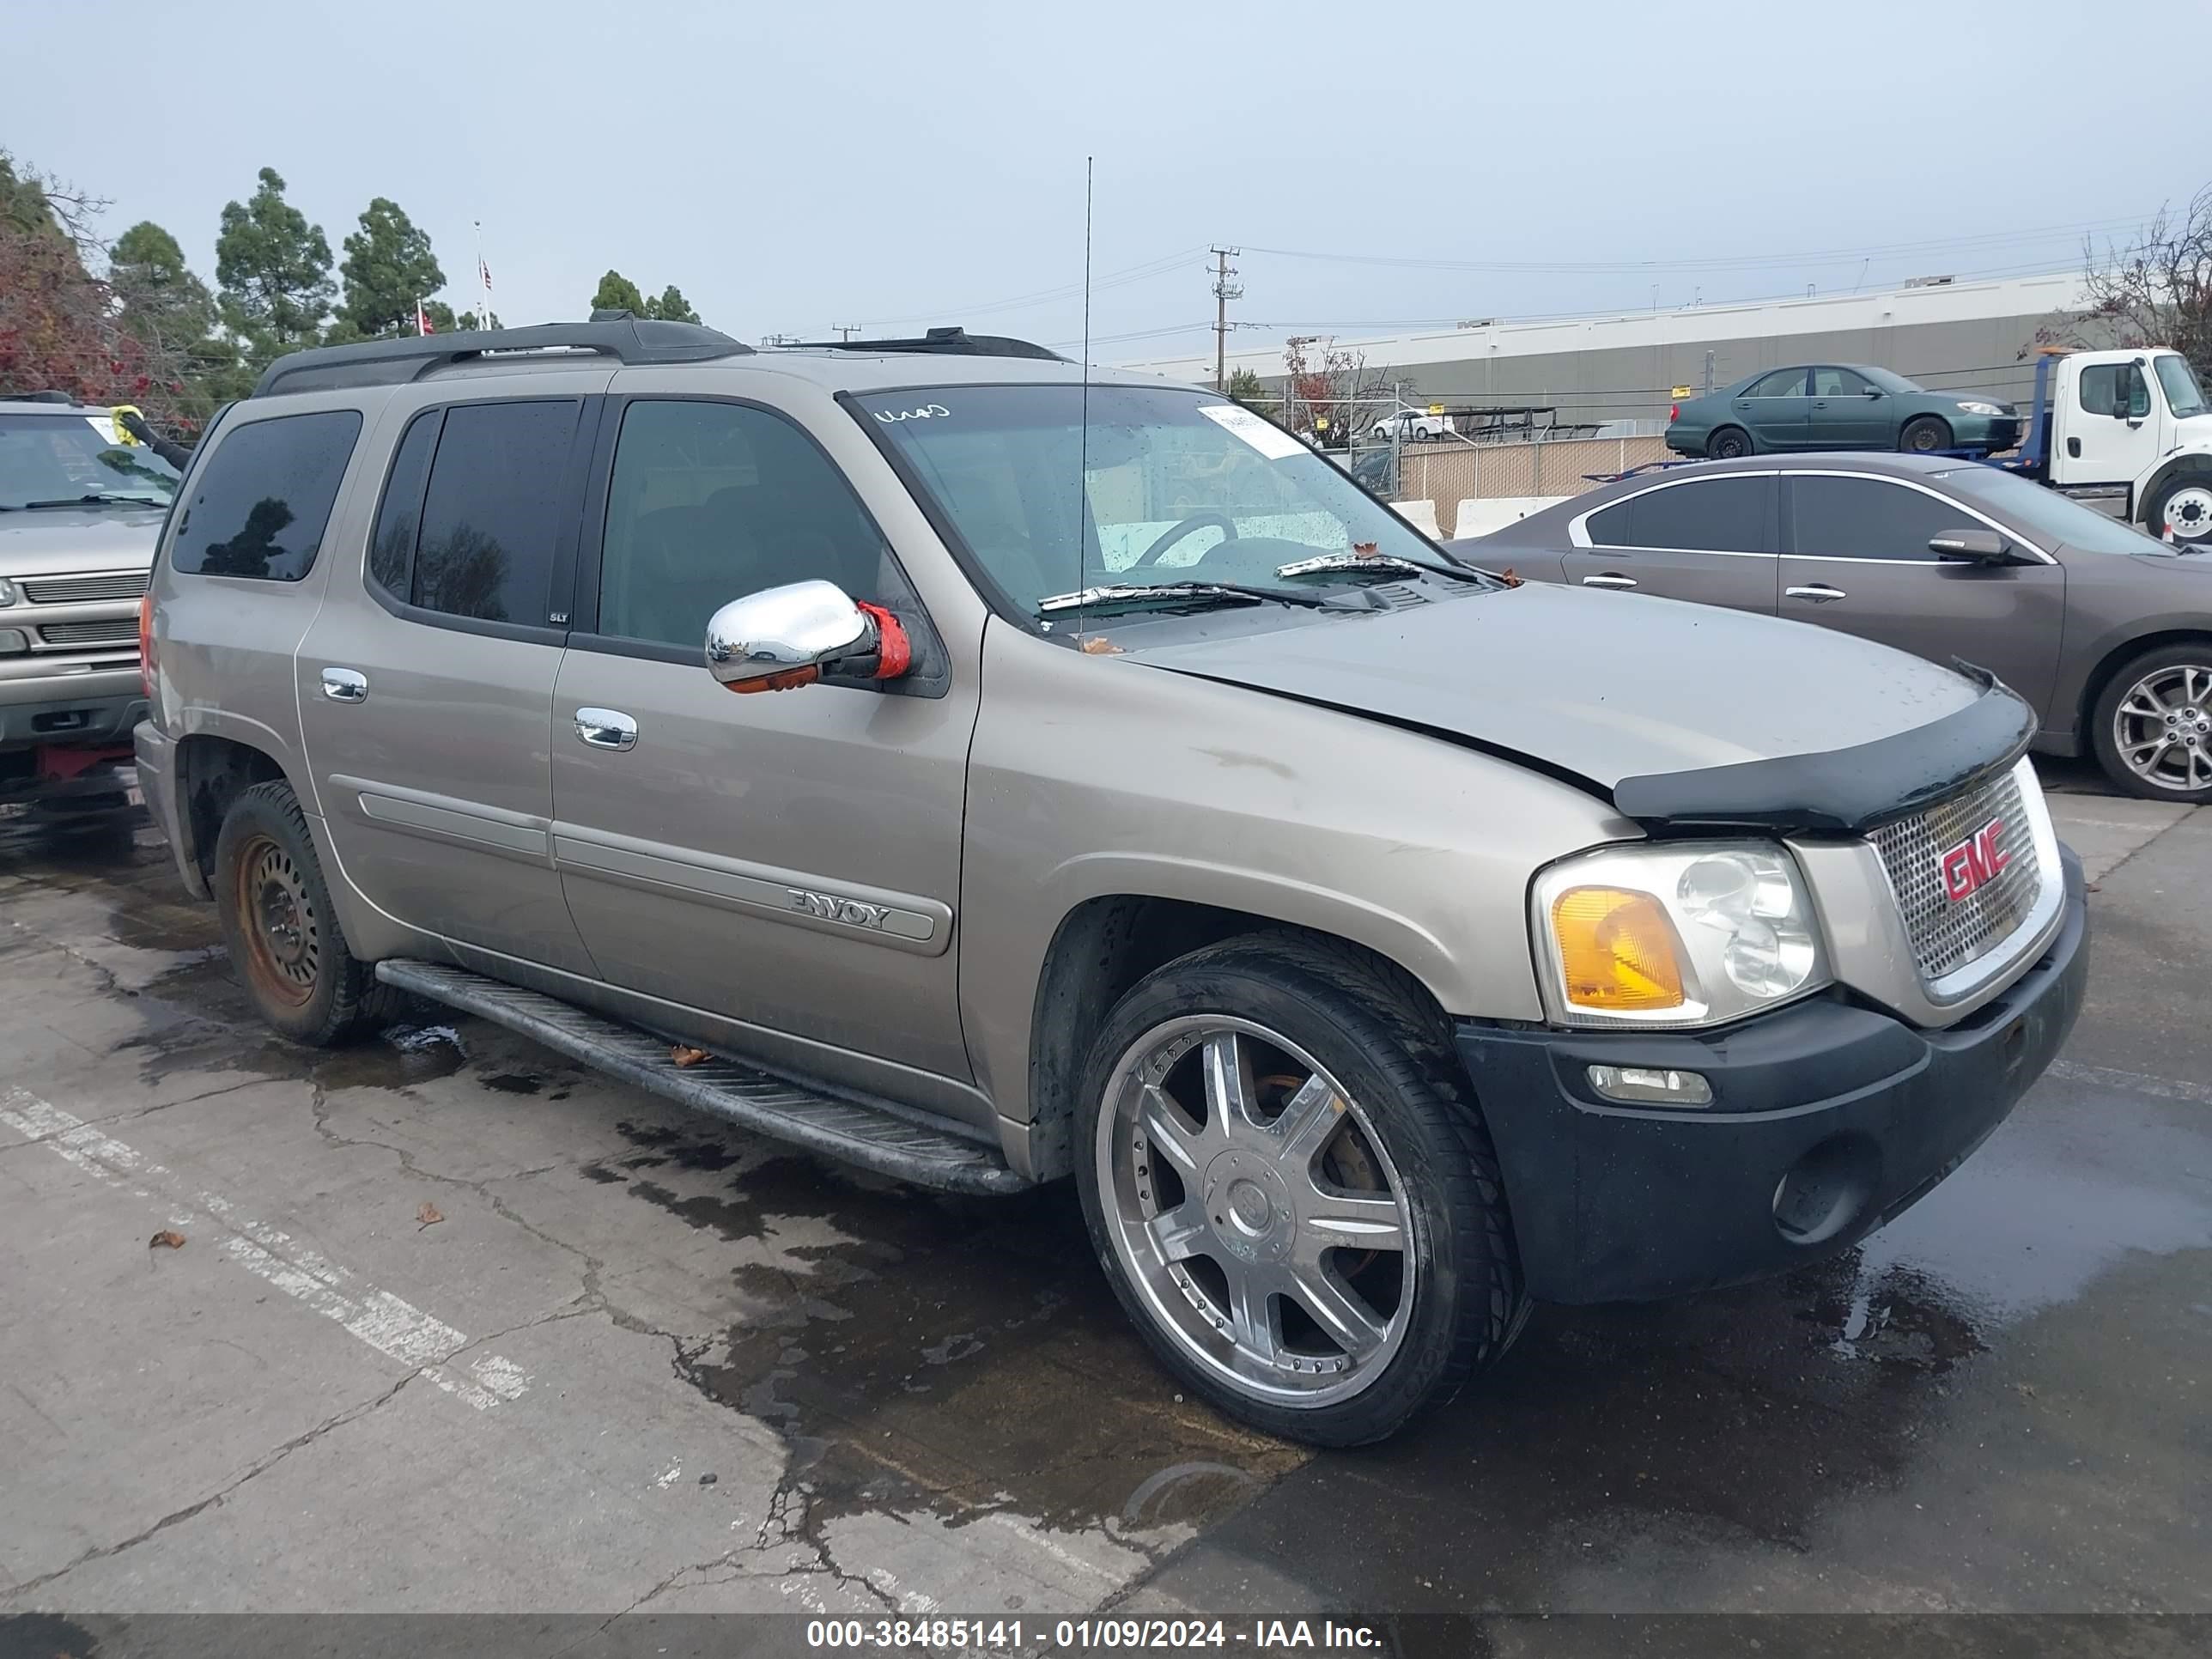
[[1210, 246, 1243, 392], [831, 324, 861, 341]]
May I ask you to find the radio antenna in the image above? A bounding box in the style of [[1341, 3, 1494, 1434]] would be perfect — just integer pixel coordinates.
[[1074, 155, 1094, 648]]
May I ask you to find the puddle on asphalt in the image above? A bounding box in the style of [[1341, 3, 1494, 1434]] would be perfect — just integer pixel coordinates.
[[585, 1124, 1305, 1553]]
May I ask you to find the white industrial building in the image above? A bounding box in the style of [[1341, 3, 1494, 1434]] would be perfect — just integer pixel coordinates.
[[1126, 271, 2093, 426]]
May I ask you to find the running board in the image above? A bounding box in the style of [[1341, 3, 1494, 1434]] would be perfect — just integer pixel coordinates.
[[373, 959, 1025, 1195]]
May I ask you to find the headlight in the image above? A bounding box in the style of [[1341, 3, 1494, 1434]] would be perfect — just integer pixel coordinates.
[[0, 576, 16, 607], [1531, 842, 1830, 1028], [1956, 401, 2004, 416]]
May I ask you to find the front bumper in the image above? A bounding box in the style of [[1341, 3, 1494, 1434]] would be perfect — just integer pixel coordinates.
[[0, 673, 145, 750], [1458, 850, 2088, 1304], [1952, 415, 2023, 453]]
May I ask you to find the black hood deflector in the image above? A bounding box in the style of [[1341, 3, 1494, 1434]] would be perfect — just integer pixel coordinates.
[[1610, 665, 2035, 834]]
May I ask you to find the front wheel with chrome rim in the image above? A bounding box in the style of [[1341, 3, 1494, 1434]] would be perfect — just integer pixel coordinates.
[[2091, 644, 2212, 803], [1074, 934, 1527, 1446]]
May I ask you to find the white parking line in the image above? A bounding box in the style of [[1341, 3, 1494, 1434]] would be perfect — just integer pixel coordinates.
[[2047, 1060, 2212, 1109], [0, 1087, 532, 1411]]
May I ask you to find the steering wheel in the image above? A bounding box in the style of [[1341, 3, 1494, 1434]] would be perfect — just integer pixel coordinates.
[[1130, 512, 1238, 569]]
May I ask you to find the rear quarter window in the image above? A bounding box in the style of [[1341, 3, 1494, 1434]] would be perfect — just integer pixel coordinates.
[[170, 410, 363, 581]]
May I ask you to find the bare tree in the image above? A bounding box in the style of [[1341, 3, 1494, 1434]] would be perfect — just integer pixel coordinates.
[[1281, 338, 1397, 447], [2034, 187, 2212, 382]]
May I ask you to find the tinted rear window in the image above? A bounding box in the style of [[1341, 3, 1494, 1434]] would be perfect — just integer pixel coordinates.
[[409, 400, 581, 624], [170, 410, 362, 580], [1587, 477, 1771, 553]]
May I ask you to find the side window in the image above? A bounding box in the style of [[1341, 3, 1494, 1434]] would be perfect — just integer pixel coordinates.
[[2080, 362, 2150, 420], [1584, 498, 1632, 547], [1812, 368, 1869, 397], [1790, 475, 1963, 562], [368, 410, 441, 597], [1624, 477, 1771, 552], [597, 400, 887, 650], [1746, 369, 1808, 398], [410, 400, 582, 624], [170, 410, 362, 581]]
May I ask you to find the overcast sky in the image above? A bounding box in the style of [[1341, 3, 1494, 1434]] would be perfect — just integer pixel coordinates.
[[13, 0, 2209, 367]]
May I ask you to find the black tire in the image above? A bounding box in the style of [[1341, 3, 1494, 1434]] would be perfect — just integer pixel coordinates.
[[1072, 933, 1528, 1447], [2145, 473, 2212, 546], [2089, 643, 2212, 803], [1707, 427, 1752, 460], [1900, 415, 1952, 453], [211, 779, 395, 1044]]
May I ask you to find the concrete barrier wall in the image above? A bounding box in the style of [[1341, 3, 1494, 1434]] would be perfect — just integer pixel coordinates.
[[1394, 434, 1671, 534]]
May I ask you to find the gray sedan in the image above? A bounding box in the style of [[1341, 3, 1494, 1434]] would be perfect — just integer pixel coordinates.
[[1451, 454, 2212, 801]]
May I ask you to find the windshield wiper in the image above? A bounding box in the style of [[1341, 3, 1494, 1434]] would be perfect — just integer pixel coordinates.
[[1274, 549, 1486, 583], [19, 493, 169, 510], [1037, 581, 1367, 617]]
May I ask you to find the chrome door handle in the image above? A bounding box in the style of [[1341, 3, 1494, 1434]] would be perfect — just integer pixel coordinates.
[[320, 667, 368, 703], [1582, 574, 1638, 589], [1786, 584, 1847, 603], [574, 708, 637, 750]]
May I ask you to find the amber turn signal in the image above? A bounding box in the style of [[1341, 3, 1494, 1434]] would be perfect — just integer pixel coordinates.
[[1549, 886, 1687, 1012]]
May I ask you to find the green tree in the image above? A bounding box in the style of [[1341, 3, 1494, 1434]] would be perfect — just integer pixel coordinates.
[[647, 284, 700, 324], [592, 270, 648, 316], [337, 197, 445, 339], [1225, 367, 1267, 408], [455, 307, 501, 331], [215, 167, 335, 366], [112, 222, 216, 350]]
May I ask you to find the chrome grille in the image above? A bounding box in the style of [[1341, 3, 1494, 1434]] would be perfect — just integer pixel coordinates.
[[17, 569, 151, 605], [37, 618, 139, 647], [1869, 769, 2045, 982]]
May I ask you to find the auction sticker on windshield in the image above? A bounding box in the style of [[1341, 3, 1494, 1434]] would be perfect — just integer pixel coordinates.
[[1198, 403, 1305, 460]]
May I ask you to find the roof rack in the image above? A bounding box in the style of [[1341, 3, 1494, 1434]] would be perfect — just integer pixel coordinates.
[[775, 326, 1066, 362], [0, 389, 82, 405], [251, 317, 754, 398]]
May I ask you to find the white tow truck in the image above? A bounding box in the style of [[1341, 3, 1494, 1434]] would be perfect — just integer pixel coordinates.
[[2001, 346, 2212, 544]]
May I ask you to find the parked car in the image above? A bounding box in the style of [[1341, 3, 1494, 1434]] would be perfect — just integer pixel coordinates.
[[1370, 410, 1455, 442], [138, 318, 2087, 1446], [1451, 453, 2212, 801], [1668, 365, 2022, 459], [1, 393, 176, 822]]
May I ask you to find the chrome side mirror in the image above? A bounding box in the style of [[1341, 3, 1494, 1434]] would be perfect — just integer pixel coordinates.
[[705, 580, 904, 693]]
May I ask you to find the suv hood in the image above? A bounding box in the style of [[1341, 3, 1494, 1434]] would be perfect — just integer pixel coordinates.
[[0, 505, 167, 576], [1127, 581, 2027, 831]]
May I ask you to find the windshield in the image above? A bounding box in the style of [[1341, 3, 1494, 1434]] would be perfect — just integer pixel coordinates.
[[2154, 354, 2207, 420], [857, 384, 1455, 616], [1929, 465, 2177, 556], [0, 412, 180, 510]]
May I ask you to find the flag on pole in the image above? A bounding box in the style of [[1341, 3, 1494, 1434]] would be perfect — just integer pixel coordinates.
[[479, 258, 492, 292], [416, 301, 434, 336]]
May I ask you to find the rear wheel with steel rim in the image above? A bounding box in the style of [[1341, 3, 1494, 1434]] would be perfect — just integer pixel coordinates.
[[1073, 934, 1526, 1446], [1707, 427, 1752, 460], [2148, 476, 2212, 546], [212, 779, 393, 1043], [2091, 645, 2212, 803]]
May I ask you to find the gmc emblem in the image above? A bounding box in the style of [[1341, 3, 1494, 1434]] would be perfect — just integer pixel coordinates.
[[1940, 817, 2009, 902]]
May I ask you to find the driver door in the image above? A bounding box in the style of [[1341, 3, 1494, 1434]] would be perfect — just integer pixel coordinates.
[[549, 388, 979, 1085]]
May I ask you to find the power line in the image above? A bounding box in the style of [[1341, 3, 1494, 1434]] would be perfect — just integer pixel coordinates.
[[1234, 211, 2157, 277], [866, 246, 1206, 328]]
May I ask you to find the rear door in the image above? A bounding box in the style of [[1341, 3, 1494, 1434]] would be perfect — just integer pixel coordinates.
[[1808, 368, 1889, 447], [296, 377, 608, 974], [548, 384, 978, 1090], [1778, 471, 2066, 717], [1734, 368, 1813, 450], [1563, 473, 1779, 613]]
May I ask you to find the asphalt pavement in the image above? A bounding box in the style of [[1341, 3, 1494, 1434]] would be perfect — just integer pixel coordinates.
[[0, 768, 2204, 1647]]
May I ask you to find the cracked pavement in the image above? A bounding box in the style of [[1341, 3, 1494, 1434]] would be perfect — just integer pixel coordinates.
[[1, 763, 2207, 1628]]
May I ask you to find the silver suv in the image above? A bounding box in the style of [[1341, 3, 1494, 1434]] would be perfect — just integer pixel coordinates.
[[136, 319, 2089, 1445], [2, 394, 177, 815]]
